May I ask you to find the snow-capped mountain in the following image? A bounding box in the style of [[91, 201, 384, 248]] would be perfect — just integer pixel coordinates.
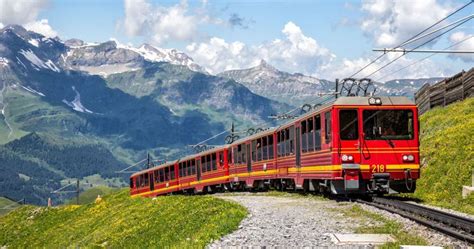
[[62, 39, 204, 76], [218, 60, 333, 106], [131, 43, 204, 73]]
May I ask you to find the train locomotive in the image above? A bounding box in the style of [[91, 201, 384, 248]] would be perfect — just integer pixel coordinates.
[[130, 96, 420, 197]]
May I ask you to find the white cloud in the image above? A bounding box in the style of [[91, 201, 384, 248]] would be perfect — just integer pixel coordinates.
[[0, 23, 4, 29], [186, 22, 335, 76], [0, 0, 49, 25], [24, 19, 57, 38], [448, 32, 474, 62], [361, 0, 452, 47], [0, 0, 58, 37], [120, 0, 204, 45]]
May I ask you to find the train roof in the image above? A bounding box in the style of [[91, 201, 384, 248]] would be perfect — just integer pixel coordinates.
[[333, 96, 415, 106], [131, 160, 177, 177]]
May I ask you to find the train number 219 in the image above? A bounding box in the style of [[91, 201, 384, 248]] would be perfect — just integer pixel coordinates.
[[370, 164, 386, 173]]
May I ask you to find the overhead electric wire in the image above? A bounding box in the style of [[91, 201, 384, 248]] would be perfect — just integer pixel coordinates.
[[345, 0, 473, 79], [362, 17, 472, 79], [374, 35, 474, 82]]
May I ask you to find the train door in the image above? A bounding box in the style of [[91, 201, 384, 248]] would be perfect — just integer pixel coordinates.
[[295, 126, 301, 167], [246, 144, 251, 172], [197, 159, 201, 181], [149, 173, 154, 191]]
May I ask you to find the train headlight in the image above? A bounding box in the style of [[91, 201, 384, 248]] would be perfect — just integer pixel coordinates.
[[368, 97, 382, 105], [342, 154, 354, 162], [403, 154, 415, 162]]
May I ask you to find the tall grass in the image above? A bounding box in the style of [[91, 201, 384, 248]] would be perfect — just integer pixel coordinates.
[[0, 190, 247, 248]]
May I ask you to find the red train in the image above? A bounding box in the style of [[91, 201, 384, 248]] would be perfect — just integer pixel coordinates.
[[130, 96, 420, 197]]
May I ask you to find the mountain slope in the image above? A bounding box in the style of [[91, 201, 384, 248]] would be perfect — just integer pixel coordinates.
[[0, 133, 127, 205], [218, 60, 332, 106], [0, 190, 247, 248], [414, 97, 474, 214]]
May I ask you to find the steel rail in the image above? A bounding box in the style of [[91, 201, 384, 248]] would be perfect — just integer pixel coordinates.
[[356, 197, 474, 244]]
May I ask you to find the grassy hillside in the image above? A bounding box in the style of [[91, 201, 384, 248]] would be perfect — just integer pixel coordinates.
[[414, 97, 474, 214], [65, 186, 120, 205], [0, 190, 247, 248]]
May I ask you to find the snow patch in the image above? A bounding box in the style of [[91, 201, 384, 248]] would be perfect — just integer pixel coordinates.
[[62, 86, 94, 114], [20, 85, 45, 96], [19, 49, 60, 72], [28, 39, 39, 47]]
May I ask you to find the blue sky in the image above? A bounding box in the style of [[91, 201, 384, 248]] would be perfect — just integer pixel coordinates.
[[1, 0, 473, 80]]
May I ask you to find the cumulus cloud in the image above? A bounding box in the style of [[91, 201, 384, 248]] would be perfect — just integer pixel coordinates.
[[0, 0, 58, 37], [186, 22, 335, 76], [448, 32, 474, 62], [24, 19, 58, 38], [360, 0, 451, 47], [0, 0, 49, 25], [120, 0, 208, 45]]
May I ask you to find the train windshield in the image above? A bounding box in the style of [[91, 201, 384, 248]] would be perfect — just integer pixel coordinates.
[[363, 110, 414, 140]]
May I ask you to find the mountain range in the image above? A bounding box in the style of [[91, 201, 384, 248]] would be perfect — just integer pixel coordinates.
[[0, 25, 444, 204]]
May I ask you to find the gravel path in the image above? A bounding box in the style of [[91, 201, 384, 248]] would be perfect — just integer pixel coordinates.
[[208, 194, 367, 248], [207, 194, 472, 248]]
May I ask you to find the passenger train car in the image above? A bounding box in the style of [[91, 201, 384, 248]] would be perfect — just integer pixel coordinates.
[[130, 96, 420, 197]]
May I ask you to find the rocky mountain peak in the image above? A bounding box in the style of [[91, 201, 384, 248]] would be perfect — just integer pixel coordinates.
[[256, 59, 277, 72], [64, 38, 85, 47]]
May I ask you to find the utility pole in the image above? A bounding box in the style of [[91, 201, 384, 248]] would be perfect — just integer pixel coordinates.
[[147, 153, 150, 169], [76, 179, 80, 205], [335, 79, 339, 99]]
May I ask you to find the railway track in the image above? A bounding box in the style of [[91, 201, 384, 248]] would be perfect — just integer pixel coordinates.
[[356, 197, 474, 244]]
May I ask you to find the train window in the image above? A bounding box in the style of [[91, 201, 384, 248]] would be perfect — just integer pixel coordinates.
[[144, 173, 149, 186], [228, 149, 233, 164], [191, 159, 196, 175], [251, 140, 257, 162], [233, 147, 239, 164], [268, 135, 274, 159], [340, 110, 359, 140], [186, 161, 191, 175], [212, 153, 217, 170], [284, 127, 294, 156], [363, 110, 414, 140], [315, 115, 322, 150], [136, 176, 141, 187], [308, 118, 314, 151], [262, 136, 268, 160], [159, 169, 165, 182], [155, 170, 160, 183], [201, 156, 206, 173], [237, 145, 242, 164], [165, 167, 170, 181], [219, 152, 224, 167], [206, 154, 211, 171], [241, 144, 247, 164], [257, 138, 262, 161], [170, 165, 175, 179], [179, 163, 183, 177], [325, 111, 332, 144], [130, 178, 134, 188], [301, 120, 308, 152]]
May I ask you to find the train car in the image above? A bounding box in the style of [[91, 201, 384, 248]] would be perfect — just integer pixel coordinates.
[[130, 160, 179, 197], [286, 96, 419, 194], [130, 96, 420, 197]]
